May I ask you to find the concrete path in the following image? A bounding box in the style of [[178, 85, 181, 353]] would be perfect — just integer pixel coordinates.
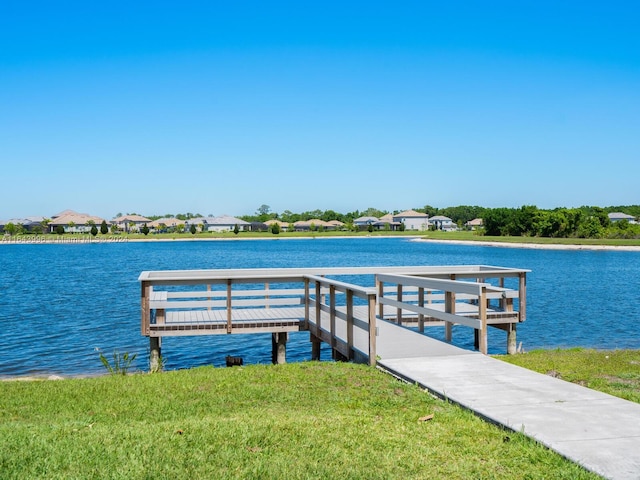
[[375, 320, 640, 480]]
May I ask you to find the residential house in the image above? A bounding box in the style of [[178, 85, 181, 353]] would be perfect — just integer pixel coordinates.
[[430, 215, 457, 231], [148, 217, 185, 232], [112, 214, 152, 232], [374, 214, 402, 231], [48, 211, 107, 233], [353, 216, 379, 230], [186, 215, 250, 232], [0, 217, 46, 233], [465, 218, 484, 230], [293, 219, 330, 231], [392, 210, 429, 231], [608, 212, 637, 224]]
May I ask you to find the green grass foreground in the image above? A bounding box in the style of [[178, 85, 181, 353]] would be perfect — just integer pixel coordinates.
[[0, 362, 601, 479], [496, 348, 640, 403]]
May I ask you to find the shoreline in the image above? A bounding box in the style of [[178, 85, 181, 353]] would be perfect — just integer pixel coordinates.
[[2, 234, 640, 251], [412, 238, 640, 251]]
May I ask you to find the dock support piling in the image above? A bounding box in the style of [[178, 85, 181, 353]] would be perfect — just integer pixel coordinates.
[[149, 337, 162, 372], [272, 332, 288, 364], [507, 324, 517, 354], [310, 334, 321, 361]]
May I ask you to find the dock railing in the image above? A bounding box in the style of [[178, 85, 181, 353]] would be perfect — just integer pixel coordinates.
[[304, 275, 378, 366]]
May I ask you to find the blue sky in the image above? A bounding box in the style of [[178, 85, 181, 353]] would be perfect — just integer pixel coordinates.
[[1, 1, 638, 220]]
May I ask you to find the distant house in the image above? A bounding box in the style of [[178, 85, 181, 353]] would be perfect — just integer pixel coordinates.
[[392, 210, 429, 231], [465, 218, 484, 230], [148, 217, 185, 232], [608, 212, 637, 224], [325, 220, 345, 231], [112, 214, 152, 232], [187, 215, 250, 232], [0, 217, 45, 233], [48, 211, 107, 233], [374, 213, 402, 231], [293, 219, 330, 231], [430, 215, 457, 231], [353, 216, 379, 230]]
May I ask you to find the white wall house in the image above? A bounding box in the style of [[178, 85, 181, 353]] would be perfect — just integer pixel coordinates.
[[608, 212, 637, 224], [112, 214, 152, 232], [187, 215, 250, 232], [392, 210, 429, 231], [48, 211, 107, 233], [430, 215, 457, 231]]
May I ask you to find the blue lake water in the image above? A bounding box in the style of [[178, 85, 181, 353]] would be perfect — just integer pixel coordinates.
[[1, 237, 639, 377]]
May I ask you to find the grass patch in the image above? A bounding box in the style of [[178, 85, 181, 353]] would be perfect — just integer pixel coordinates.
[[0, 362, 597, 479], [496, 348, 640, 403]]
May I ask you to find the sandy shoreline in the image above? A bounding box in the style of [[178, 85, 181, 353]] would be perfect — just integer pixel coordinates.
[[412, 238, 640, 251]]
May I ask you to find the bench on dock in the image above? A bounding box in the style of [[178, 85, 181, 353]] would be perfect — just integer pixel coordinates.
[[139, 265, 528, 370]]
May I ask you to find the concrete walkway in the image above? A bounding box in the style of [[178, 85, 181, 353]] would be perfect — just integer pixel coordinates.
[[375, 320, 640, 480]]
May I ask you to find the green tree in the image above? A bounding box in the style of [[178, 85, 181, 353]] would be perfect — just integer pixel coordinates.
[[90, 224, 98, 236], [233, 224, 240, 235], [190, 224, 197, 234], [271, 222, 280, 234], [141, 224, 150, 236], [367, 224, 374, 233], [55, 225, 65, 235], [100, 220, 109, 235], [4, 222, 17, 236]]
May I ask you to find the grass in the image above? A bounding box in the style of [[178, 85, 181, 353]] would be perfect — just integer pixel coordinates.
[[496, 347, 640, 403], [0, 362, 602, 479]]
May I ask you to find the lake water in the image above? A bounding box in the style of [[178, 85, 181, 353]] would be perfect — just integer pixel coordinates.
[[1, 237, 639, 377]]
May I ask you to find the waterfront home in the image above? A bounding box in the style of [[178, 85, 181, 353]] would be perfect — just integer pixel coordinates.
[[375, 213, 402, 231], [326, 220, 345, 230], [392, 210, 429, 231], [608, 212, 637, 224], [354, 216, 379, 229], [293, 219, 330, 231], [186, 215, 250, 232], [465, 218, 484, 230], [112, 214, 152, 232], [148, 217, 185, 232], [0, 217, 46, 233], [48, 211, 107, 233], [430, 215, 457, 231]]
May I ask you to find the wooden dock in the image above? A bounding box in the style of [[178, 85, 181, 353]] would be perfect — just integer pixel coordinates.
[[139, 265, 528, 370]]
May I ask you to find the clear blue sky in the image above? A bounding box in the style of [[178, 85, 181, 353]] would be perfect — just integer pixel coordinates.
[[1, 1, 638, 220]]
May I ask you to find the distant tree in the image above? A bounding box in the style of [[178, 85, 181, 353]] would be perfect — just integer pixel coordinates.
[[55, 225, 65, 235], [190, 224, 197, 234], [4, 222, 17, 236], [367, 224, 374, 233], [67, 221, 76, 233], [233, 224, 240, 235], [257, 204, 271, 216], [398, 222, 406, 232], [288, 223, 295, 232], [271, 222, 280, 234], [176, 224, 185, 234], [100, 220, 109, 235], [141, 224, 150, 236], [110, 224, 118, 234], [90, 224, 98, 236]]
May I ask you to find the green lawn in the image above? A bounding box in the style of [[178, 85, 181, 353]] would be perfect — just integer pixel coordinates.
[[0, 359, 608, 479]]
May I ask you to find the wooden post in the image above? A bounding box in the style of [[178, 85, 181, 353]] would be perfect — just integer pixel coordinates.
[[396, 284, 403, 326], [272, 332, 287, 364], [444, 275, 456, 342], [346, 289, 354, 360], [265, 282, 270, 309], [315, 281, 322, 332], [304, 277, 310, 329], [329, 285, 336, 351], [368, 293, 377, 366], [149, 336, 162, 372], [519, 272, 527, 322], [377, 278, 384, 319], [141, 281, 151, 335], [478, 286, 488, 354], [418, 287, 425, 333], [506, 323, 517, 354], [226, 279, 232, 333], [310, 333, 321, 361]]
